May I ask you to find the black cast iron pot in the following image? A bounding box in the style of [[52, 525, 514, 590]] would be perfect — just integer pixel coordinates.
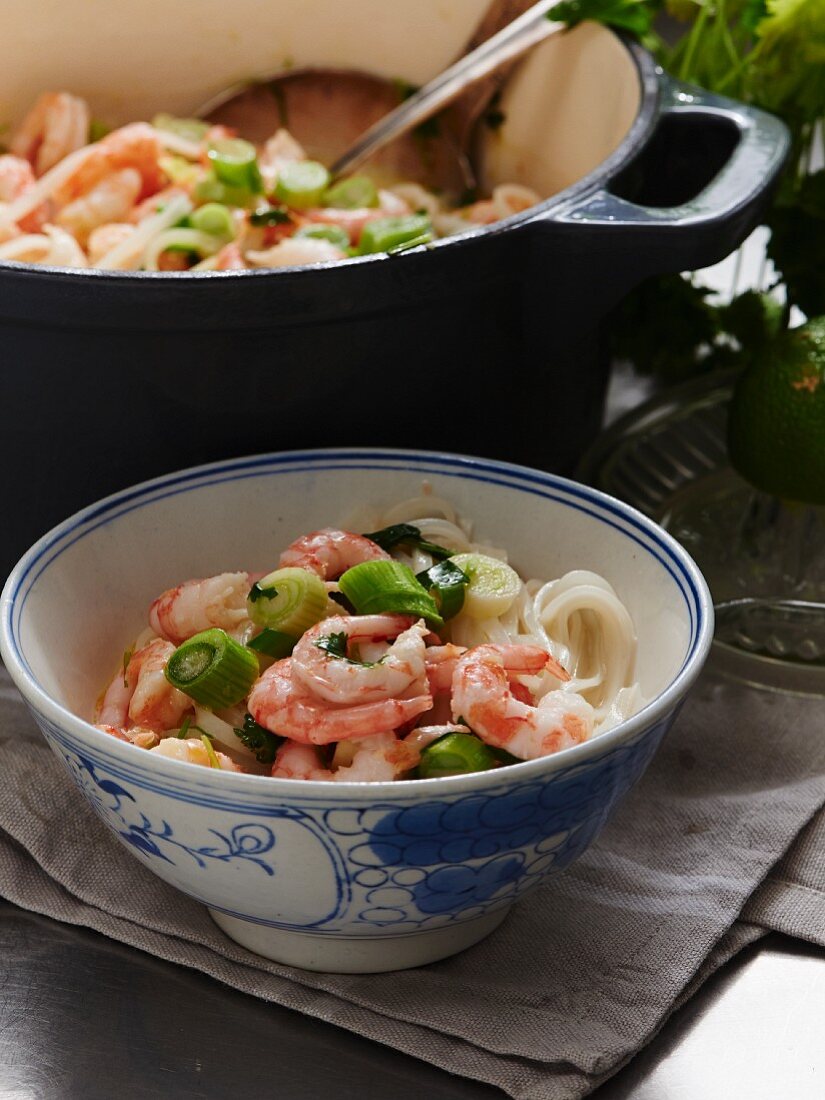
[[0, 16, 788, 581]]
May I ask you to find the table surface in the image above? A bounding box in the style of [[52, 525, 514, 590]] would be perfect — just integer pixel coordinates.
[[2, 901, 824, 1098]]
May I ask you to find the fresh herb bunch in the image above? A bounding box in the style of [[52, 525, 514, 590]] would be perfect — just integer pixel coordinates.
[[553, 0, 825, 380]]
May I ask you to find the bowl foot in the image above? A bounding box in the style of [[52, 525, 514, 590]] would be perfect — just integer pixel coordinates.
[[208, 907, 510, 973]]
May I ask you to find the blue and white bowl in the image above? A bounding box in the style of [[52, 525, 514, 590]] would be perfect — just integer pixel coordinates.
[[0, 450, 713, 972]]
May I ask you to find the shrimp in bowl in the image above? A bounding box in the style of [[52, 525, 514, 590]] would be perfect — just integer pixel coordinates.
[[91, 511, 644, 782], [0, 89, 542, 272]]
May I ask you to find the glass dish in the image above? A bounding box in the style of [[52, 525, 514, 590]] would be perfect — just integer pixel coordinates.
[[578, 370, 825, 694]]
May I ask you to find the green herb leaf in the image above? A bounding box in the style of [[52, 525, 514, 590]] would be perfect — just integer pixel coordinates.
[[249, 582, 279, 603], [233, 713, 282, 764], [550, 0, 659, 36], [249, 206, 292, 227], [314, 632, 350, 659], [363, 523, 453, 560]]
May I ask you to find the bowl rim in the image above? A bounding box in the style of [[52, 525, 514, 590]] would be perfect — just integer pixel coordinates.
[[0, 35, 658, 283], [0, 446, 714, 799]]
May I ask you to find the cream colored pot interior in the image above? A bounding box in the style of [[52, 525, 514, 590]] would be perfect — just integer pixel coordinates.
[[4, 0, 640, 200]]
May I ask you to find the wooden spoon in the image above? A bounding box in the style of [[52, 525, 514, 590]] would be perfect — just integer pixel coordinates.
[[201, 1, 563, 197]]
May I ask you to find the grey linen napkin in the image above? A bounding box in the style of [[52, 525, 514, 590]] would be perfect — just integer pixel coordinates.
[[1, 659, 823, 1100]]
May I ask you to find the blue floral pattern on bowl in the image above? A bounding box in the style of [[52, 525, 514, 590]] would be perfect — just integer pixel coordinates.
[[36, 705, 671, 934]]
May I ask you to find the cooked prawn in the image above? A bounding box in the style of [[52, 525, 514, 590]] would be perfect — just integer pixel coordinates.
[[87, 222, 135, 264], [258, 128, 306, 192], [96, 638, 192, 735], [151, 736, 240, 771], [10, 92, 90, 175], [0, 155, 48, 232], [292, 614, 427, 704], [451, 644, 594, 760], [55, 122, 164, 203], [149, 572, 252, 645], [279, 528, 389, 579], [0, 122, 164, 231], [56, 167, 141, 244], [271, 731, 419, 782], [424, 643, 467, 694], [248, 658, 432, 745]]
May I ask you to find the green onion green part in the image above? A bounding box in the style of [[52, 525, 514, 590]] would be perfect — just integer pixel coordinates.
[[189, 202, 235, 240], [248, 628, 297, 659], [362, 522, 453, 560], [338, 560, 443, 627], [233, 713, 282, 764], [177, 715, 192, 740], [358, 214, 432, 255], [164, 628, 259, 710], [416, 733, 498, 779], [275, 161, 331, 209], [193, 172, 255, 208], [246, 568, 328, 634], [294, 223, 350, 249], [207, 137, 263, 193], [322, 175, 379, 210], [416, 559, 469, 620], [201, 733, 221, 768]]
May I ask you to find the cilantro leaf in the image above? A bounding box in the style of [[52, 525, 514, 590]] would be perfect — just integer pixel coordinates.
[[550, 0, 659, 36], [234, 714, 282, 765], [363, 523, 453, 560], [314, 631, 349, 659]]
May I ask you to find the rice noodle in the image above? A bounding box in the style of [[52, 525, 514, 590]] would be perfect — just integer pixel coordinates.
[[94, 193, 193, 270], [370, 496, 644, 734]]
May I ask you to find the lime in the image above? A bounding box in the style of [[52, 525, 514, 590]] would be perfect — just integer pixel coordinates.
[[727, 317, 825, 505]]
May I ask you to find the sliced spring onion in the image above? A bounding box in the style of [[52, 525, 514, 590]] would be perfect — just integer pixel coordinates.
[[193, 172, 255, 208], [294, 223, 350, 249], [189, 203, 236, 240], [153, 113, 210, 144], [416, 559, 469, 621], [164, 628, 259, 710], [233, 713, 282, 765], [416, 733, 498, 779], [159, 154, 204, 187], [201, 733, 222, 768], [358, 214, 432, 255], [143, 227, 222, 271], [387, 232, 434, 255], [208, 137, 263, 193], [362, 522, 453, 561], [247, 628, 297, 659], [176, 715, 192, 739], [448, 553, 522, 619], [489, 745, 523, 766], [249, 205, 292, 227], [275, 161, 330, 209], [338, 560, 443, 627], [322, 175, 378, 210], [247, 568, 328, 634]]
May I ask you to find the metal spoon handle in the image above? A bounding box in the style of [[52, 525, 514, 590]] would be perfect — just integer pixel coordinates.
[[329, 0, 564, 178]]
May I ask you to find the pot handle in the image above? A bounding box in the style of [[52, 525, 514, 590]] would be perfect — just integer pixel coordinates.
[[551, 77, 790, 274]]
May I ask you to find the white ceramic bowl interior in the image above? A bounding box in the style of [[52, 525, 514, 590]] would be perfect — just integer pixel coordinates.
[[0, 1, 640, 200], [1, 451, 712, 971]]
